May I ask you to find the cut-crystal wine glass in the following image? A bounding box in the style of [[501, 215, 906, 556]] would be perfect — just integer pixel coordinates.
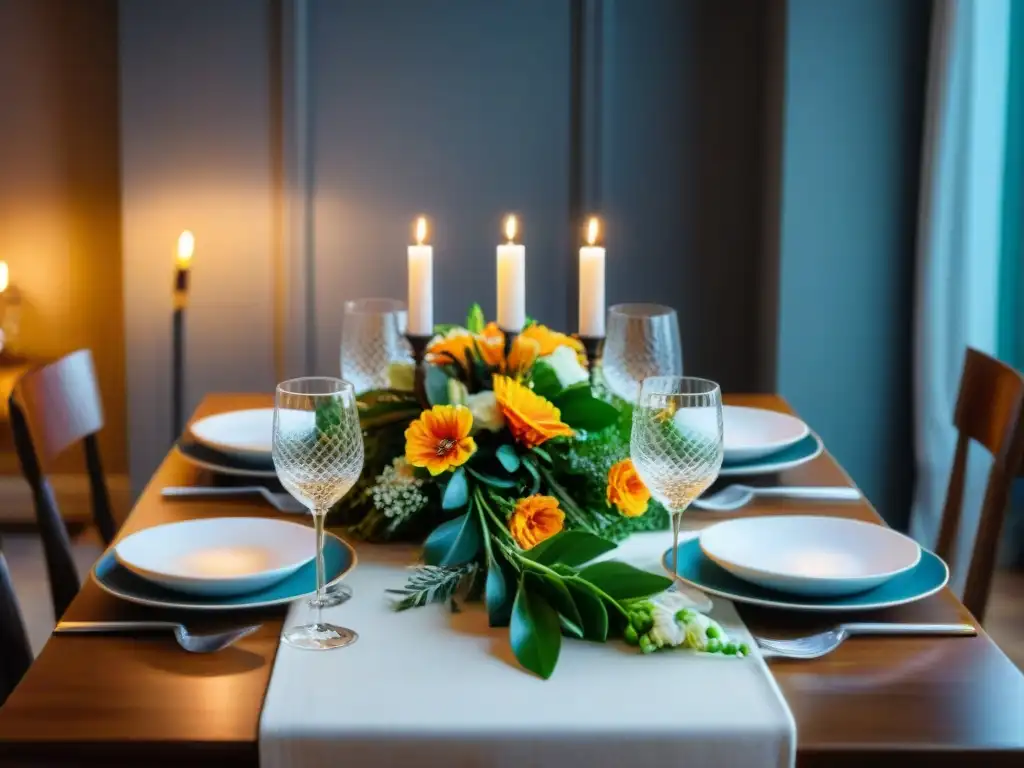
[[630, 376, 723, 608], [340, 298, 412, 394], [273, 377, 364, 650], [602, 303, 683, 402]]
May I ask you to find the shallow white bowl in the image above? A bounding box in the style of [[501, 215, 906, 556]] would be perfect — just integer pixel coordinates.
[[114, 518, 316, 597], [189, 408, 275, 459], [699, 516, 921, 597], [722, 406, 809, 463]]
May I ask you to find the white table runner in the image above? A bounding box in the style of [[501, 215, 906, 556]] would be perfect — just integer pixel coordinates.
[[260, 531, 796, 768]]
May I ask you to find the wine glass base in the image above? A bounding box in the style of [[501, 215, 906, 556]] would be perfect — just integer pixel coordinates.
[[308, 582, 352, 608], [283, 623, 358, 650]]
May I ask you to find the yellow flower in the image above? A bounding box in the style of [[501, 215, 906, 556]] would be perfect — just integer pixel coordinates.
[[606, 458, 651, 518], [509, 495, 565, 549], [493, 375, 575, 448], [404, 404, 477, 475], [476, 322, 506, 369], [519, 323, 585, 359]]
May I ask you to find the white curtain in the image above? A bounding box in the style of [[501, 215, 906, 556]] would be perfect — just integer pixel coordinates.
[[911, 0, 1012, 594]]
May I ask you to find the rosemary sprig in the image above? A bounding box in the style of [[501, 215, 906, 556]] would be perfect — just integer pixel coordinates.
[[386, 563, 477, 611]]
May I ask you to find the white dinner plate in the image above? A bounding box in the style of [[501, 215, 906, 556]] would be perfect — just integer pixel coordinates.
[[698, 516, 921, 597], [722, 405, 809, 463], [189, 408, 275, 459], [718, 432, 823, 477], [114, 518, 316, 597]]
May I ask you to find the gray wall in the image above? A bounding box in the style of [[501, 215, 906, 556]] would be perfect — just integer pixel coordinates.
[[777, 0, 930, 526], [120, 0, 279, 494]]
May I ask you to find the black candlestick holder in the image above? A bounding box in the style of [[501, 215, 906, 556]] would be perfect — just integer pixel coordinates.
[[500, 328, 519, 358], [579, 335, 605, 376], [405, 333, 433, 403]]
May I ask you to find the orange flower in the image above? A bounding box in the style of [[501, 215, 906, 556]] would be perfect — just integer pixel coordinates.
[[404, 404, 477, 475], [476, 322, 506, 369], [506, 335, 540, 376], [493, 375, 574, 448], [606, 458, 650, 518], [427, 328, 475, 369], [509, 495, 565, 549], [519, 323, 585, 359]]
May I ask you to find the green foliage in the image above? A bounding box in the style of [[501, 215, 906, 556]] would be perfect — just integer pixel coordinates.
[[564, 580, 609, 641], [554, 387, 620, 432], [466, 303, 485, 333], [386, 563, 476, 610], [423, 509, 481, 566], [425, 366, 451, 406], [576, 561, 672, 601], [495, 444, 520, 473], [441, 468, 468, 510], [530, 361, 563, 400], [466, 467, 517, 489], [510, 578, 561, 679], [521, 530, 616, 567]]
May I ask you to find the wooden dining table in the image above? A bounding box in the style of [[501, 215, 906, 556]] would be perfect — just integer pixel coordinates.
[[1, 392, 1023, 767]]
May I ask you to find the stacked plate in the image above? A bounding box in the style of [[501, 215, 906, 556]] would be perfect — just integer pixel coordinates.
[[178, 408, 277, 478], [93, 518, 356, 611], [720, 406, 822, 476], [663, 516, 948, 612]]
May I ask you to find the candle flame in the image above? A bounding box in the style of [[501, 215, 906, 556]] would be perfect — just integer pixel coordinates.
[[176, 230, 195, 269], [504, 215, 518, 244], [0, 261, 8, 293], [586, 217, 600, 246], [415, 216, 428, 245]]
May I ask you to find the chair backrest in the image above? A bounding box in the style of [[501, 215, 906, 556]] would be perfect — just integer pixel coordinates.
[[936, 347, 1024, 621], [9, 350, 117, 620], [0, 550, 33, 707]]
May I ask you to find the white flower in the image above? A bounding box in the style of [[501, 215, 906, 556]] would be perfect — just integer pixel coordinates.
[[447, 378, 469, 406], [540, 345, 590, 388], [467, 390, 505, 433], [646, 591, 728, 651], [387, 361, 416, 392], [370, 458, 428, 526]]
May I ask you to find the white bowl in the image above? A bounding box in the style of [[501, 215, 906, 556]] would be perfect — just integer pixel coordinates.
[[189, 408, 275, 458], [722, 405, 810, 462], [114, 518, 316, 597], [699, 516, 921, 597]]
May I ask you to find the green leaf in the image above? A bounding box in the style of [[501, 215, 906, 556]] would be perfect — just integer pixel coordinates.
[[576, 561, 672, 601], [522, 457, 541, 495], [441, 467, 469, 510], [565, 580, 609, 641], [485, 554, 513, 627], [467, 467, 517, 489], [530, 360, 564, 400], [559, 615, 584, 639], [525, 571, 582, 630], [510, 578, 562, 679], [522, 530, 618, 567], [466, 303, 485, 334], [553, 387, 619, 431], [531, 446, 553, 464], [424, 365, 451, 406], [423, 510, 481, 566], [496, 444, 521, 473]]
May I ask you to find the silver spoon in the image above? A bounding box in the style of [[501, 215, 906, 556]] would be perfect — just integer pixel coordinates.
[[692, 485, 861, 512], [755, 622, 976, 659], [161, 485, 305, 513], [54, 621, 262, 653]]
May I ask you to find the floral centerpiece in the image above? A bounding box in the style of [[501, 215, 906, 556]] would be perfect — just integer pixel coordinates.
[[331, 305, 749, 677]]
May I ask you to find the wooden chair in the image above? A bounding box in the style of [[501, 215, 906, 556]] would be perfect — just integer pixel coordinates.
[[0, 549, 33, 707], [935, 347, 1024, 622], [8, 350, 118, 620]]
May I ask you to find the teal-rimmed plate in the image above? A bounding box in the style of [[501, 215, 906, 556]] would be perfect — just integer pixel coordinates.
[[719, 432, 823, 477], [663, 537, 948, 612], [92, 530, 355, 611]]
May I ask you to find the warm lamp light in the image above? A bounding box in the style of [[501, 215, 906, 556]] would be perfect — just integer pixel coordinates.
[[504, 215, 518, 244], [0, 262, 8, 294], [176, 230, 195, 270]]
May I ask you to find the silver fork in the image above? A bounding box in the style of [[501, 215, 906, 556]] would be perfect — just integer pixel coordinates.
[[755, 622, 976, 659], [54, 621, 262, 653]]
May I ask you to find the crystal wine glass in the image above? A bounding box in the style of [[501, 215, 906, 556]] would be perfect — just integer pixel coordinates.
[[630, 376, 723, 607], [602, 303, 683, 402], [340, 298, 412, 394], [273, 377, 364, 650]]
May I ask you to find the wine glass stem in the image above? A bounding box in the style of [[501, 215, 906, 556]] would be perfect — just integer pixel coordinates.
[[671, 509, 683, 580], [313, 507, 326, 625]]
